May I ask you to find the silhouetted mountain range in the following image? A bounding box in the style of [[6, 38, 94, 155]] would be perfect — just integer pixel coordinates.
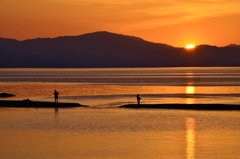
[[0, 31, 240, 67]]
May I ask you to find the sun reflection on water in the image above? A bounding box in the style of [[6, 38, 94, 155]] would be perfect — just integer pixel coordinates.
[[186, 118, 196, 159], [186, 86, 195, 94], [186, 86, 195, 104]]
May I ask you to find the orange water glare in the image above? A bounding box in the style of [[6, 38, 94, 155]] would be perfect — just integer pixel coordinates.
[[186, 118, 196, 159], [2, 82, 240, 105], [186, 86, 195, 104], [186, 86, 195, 94]]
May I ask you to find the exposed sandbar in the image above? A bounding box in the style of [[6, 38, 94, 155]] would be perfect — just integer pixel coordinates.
[[0, 100, 87, 108], [0, 93, 15, 98], [120, 104, 240, 110]]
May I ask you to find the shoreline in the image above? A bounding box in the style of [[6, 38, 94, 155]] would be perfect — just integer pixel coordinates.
[[0, 93, 15, 97], [0, 100, 87, 108], [1, 100, 240, 110], [119, 104, 240, 110]]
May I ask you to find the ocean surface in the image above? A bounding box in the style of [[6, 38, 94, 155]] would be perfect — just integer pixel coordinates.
[[1, 67, 240, 106], [0, 67, 240, 159]]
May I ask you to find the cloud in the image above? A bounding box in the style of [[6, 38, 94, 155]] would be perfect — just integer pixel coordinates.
[[52, 0, 240, 27], [2, 0, 240, 34]]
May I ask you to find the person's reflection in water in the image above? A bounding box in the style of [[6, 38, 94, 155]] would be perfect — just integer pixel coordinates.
[[54, 107, 59, 118]]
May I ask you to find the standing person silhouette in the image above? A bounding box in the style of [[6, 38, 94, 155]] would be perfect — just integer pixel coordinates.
[[137, 94, 141, 105], [54, 90, 59, 103]]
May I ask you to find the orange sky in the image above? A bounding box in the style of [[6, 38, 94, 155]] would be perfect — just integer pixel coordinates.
[[0, 0, 240, 47]]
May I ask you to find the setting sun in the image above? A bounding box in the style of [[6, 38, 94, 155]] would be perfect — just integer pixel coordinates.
[[185, 44, 195, 49]]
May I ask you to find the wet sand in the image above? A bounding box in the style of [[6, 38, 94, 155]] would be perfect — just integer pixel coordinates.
[[120, 104, 240, 110], [1, 100, 240, 110], [0, 93, 15, 97]]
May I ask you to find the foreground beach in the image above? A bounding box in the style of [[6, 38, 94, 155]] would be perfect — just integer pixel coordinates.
[[120, 104, 240, 110]]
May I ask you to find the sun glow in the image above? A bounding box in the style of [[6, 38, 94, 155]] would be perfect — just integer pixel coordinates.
[[185, 44, 195, 49]]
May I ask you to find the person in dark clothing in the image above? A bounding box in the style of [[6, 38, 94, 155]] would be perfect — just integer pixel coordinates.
[[54, 90, 59, 103], [137, 94, 141, 105]]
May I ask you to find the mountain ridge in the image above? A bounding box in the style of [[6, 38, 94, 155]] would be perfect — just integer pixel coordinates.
[[1, 31, 240, 68], [1, 31, 239, 48]]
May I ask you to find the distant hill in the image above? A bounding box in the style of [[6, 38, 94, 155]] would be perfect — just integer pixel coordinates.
[[225, 44, 240, 48], [1, 31, 240, 67]]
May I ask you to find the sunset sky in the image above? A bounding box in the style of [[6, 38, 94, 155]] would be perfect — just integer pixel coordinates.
[[1, 0, 240, 47]]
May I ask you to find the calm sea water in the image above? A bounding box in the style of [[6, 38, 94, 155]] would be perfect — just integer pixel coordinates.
[[0, 67, 240, 159], [1, 67, 240, 106]]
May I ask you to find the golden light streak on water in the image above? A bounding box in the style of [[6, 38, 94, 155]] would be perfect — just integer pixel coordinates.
[[186, 86, 195, 104], [186, 118, 196, 159], [186, 86, 195, 94]]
